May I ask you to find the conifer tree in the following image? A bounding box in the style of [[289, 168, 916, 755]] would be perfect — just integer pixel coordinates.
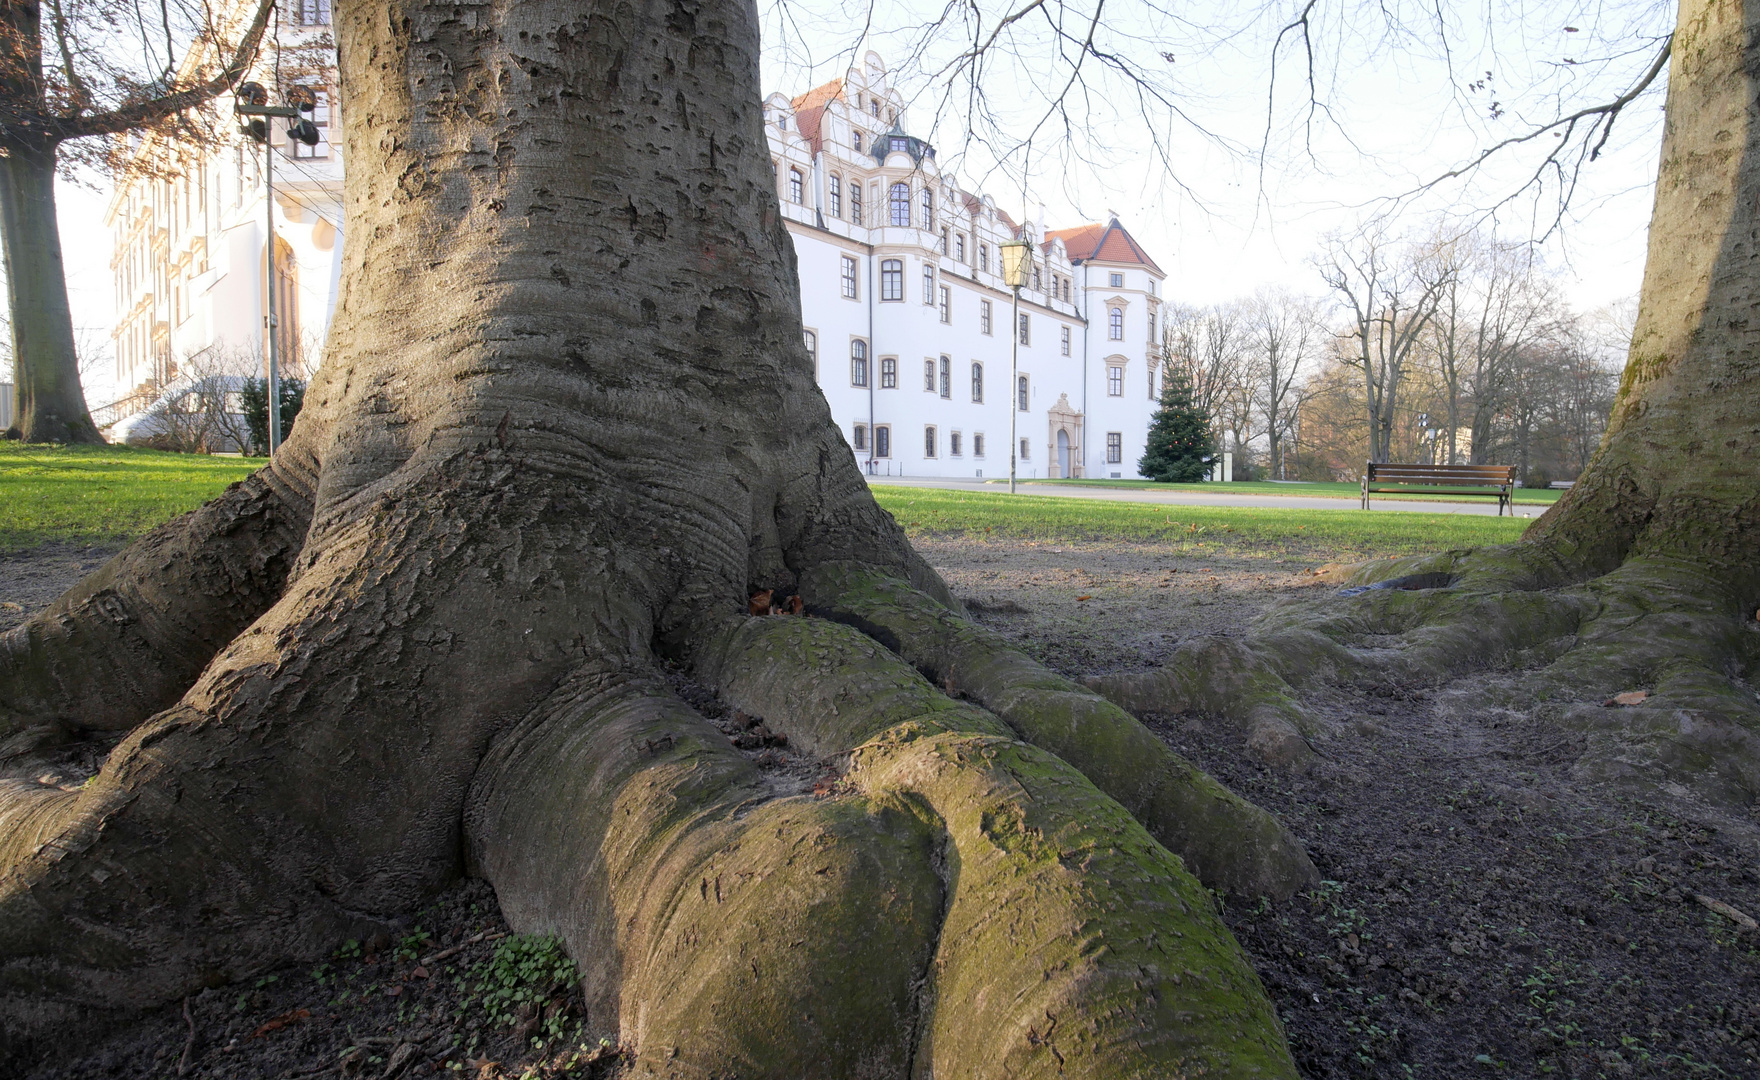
[[1139, 366, 1217, 482]]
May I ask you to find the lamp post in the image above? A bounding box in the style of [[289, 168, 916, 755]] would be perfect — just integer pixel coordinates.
[[235, 82, 320, 454], [999, 238, 1030, 493]]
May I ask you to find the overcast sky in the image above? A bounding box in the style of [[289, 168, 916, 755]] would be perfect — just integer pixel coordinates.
[[53, 0, 1673, 404]]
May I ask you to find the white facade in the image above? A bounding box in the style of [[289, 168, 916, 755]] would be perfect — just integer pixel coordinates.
[[768, 53, 1167, 478], [106, 5, 341, 409]]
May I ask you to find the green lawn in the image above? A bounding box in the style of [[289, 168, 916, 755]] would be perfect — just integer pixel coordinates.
[[0, 445, 1532, 563], [1011, 477, 1564, 505], [0, 443, 263, 552], [872, 485, 1532, 560]]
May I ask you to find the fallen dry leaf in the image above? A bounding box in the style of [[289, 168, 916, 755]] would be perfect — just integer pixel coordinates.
[[748, 589, 773, 616], [1075, 595, 1092, 602], [1604, 690, 1649, 707], [251, 1008, 310, 1037], [410, 965, 430, 979]]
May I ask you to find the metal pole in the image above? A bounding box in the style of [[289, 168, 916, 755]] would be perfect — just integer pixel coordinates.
[[264, 135, 282, 454], [1009, 285, 1020, 494]]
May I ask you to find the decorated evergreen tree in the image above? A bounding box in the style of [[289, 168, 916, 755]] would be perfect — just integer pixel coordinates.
[[1139, 366, 1217, 482]]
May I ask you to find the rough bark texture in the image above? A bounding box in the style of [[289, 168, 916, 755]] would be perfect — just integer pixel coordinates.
[[0, 0, 1310, 1072], [0, 139, 100, 444], [1092, 0, 1760, 809]]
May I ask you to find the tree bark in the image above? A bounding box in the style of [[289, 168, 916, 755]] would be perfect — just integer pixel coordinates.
[[0, 138, 100, 444], [0, 0, 1311, 1070]]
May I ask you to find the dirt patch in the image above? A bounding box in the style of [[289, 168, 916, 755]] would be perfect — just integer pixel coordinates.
[[0, 543, 119, 631], [13, 537, 1760, 1078]]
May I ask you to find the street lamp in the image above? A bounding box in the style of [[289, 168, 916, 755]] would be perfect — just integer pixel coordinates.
[[234, 82, 319, 455], [999, 237, 1031, 493]]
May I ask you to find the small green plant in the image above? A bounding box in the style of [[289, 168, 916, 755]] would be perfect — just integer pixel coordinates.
[[396, 927, 433, 962], [472, 934, 580, 1043], [333, 938, 363, 960]]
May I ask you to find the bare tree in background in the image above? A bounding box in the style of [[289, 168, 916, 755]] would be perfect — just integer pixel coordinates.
[[0, 0, 277, 443], [1243, 288, 1321, 480], [1318, 225, 1457, 464]]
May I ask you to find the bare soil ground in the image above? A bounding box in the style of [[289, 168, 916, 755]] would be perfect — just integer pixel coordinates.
[[10, 537, 1760, 1079]]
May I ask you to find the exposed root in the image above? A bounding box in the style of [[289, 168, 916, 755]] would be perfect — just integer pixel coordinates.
[[792, 561, 1319, 900]]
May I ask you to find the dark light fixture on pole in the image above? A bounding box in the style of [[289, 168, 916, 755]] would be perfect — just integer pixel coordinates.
[[234, 81, 319, 455], [999, 237, 1030, 493]]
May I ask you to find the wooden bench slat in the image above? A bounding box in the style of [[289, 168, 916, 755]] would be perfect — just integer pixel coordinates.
[[1361, 461, 1518, 515]]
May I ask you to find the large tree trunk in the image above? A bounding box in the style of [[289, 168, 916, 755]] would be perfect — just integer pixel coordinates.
[[0, 0, 1315, 1071], [0, 138, 100, 444], [1094, 0, 1760, 812]]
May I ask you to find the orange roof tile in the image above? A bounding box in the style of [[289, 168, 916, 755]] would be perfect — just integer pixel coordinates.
[[789, 79, 844, 156], [1045, 219, 1163, 275]]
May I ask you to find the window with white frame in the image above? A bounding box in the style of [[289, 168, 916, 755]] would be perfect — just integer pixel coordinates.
[[1109, 272, 1124, 287], [880, 259, 903, 301], [955, 233, 966, 262], [1148, 309, 1156, 339], [828, 175, 842, 218], [1018, 312, 1030, 346], [938, 285, 951, 323], [851, 184, 862, 224], [978, 244, 989, 272], [970, 361, 983, 402], [874, 425, 891, 458], [1017, 375, 1029, 411], [939, 355, 951, 398], [923, 359, 936, 392], [940, 228, 948, 254], [850, 339, 869, 386], [923, 425, 937, 458], [980, 299, 993, 335], [1032, 265, 1042, 292], [803, 330, 817, 375], [1108, 307, 1124, 340], [841, 255, 858, 299], [1148, 363, 1158, 400], [291, 0, 330, 25], [889, 183, 911, 226], [1107, 365, 1124, 397], [922, 264, 935, 304], [853, 423, 868, 450], [920, 188, 933, 229], [852, 132, 863, 153], [788, 168, 803, 204], [881, 356, 897, 388], [1060, 325, 1071, 356], [1106, 432, 1122, 463]]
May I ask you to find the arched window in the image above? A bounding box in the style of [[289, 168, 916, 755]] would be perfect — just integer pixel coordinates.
[[850, 339, 869, 386], [788, 168, 803, 204], [852, 132, 863, 152], [851, 185, 863, 224], [1017, 375, 1030, 412], [939, 355, 951, 398], [1108, 307, 1124, 340], [889, 183, 911, 226], [870, 98, 881, 117], [828, 174, 842, 218], [920, 188, 934, 229], [970, 361, 984, 403], [922, 264, 935, 304], [880, 258, 903, 300]]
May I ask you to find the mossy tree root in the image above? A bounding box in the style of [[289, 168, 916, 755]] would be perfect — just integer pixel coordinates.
[[791, 561, 1319, 900]]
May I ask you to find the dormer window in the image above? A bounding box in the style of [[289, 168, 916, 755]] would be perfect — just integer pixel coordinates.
[[891, 137, 909, 153]]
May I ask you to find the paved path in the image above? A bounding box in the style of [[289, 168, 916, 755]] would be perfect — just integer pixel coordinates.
[[866, 475, 1544, 518]]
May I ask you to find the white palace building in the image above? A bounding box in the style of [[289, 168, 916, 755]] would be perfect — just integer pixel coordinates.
[[768, 55, 1166, 479], [107, 42, 1166, 478]]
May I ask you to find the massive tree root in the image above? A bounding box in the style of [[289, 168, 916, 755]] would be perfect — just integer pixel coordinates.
[[1094, 0, 1760, 811], [0, 0, 1313, 1071]]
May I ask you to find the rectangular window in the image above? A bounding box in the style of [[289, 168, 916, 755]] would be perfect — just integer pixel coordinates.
[[1060, 326, 1071, 357], [851, 340, 869, 387], [1148, 364, 1157, 400], [851, 185, 863, 225], [875, 425, 891, 458], [829, 175, 842, 218], [970, 361, 983, 403], [803, 329, 817, 375], [841, 255, 859, 299], [1106, 432, 1122, 464], [788, 169, 804, 204], [950, 431, 962, 456], [1108, 366, 1124, 397], [922, 264, 935, 305], [881, 259, 903, 301], [1148, 309, 1156, 338], [939, 355, 951, 398], [924, 359, 936, 392], [1019, 438, 1030, 461], [938, 286, 951, 324], [955, 234, 966, 262], [923, 425, 937, 458], [1032, 266, 1041, 292], [973, 433, 985, 458], [1109, 272, 1124, 288], [940, 228, 949, 254], [1017, 375, 1029, 412], [292, 0, 331, 25], [881, 356, 898, 388], [980, 299, 993, 335], [979, 244, 989, 272], [1017, 313, 1030, 346], [853, 423, 868, 450]]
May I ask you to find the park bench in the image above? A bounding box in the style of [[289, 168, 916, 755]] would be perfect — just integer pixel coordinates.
[[1360, 462, 1519, 515]]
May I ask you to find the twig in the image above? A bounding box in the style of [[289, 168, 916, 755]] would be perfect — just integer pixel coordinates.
[[418, 929, 505, 968], [177, 995, 196, 1076], [1694, 893, 1758, 931]]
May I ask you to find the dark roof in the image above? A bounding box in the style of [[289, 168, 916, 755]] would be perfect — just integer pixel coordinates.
[[1044, 218, 1163, 275]]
